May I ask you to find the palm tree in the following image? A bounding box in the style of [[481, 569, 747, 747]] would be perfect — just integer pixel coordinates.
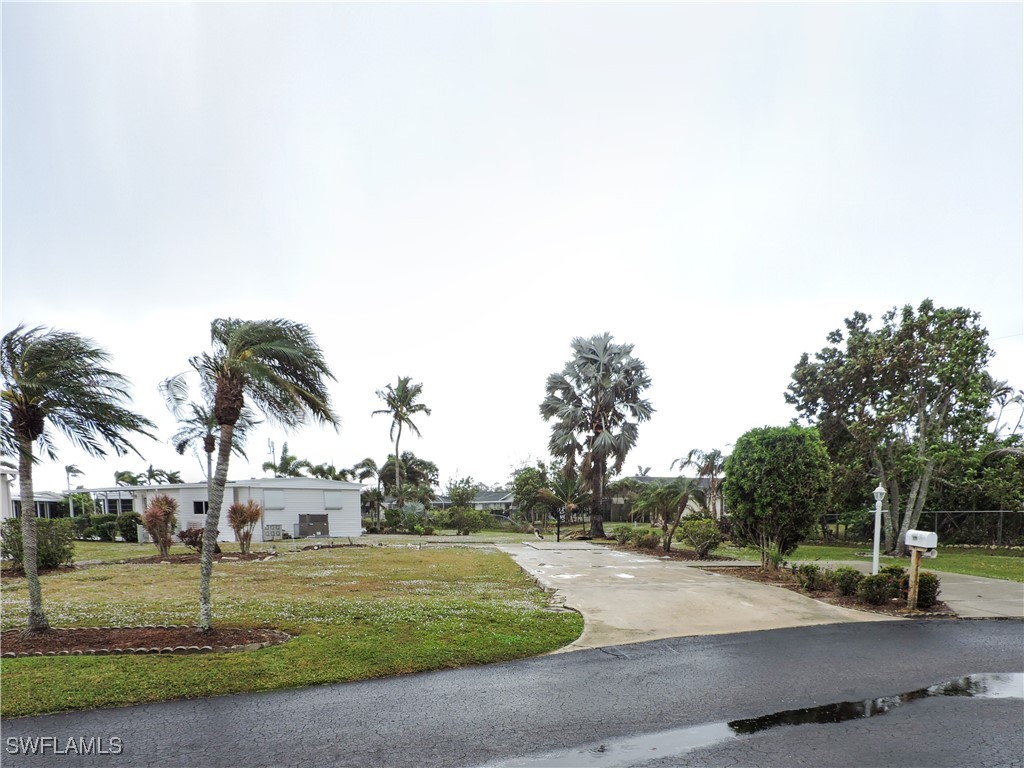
[[1, 324, 154, 632], [188, 318, 338, 630], [540, 333, 654, 538], [261, 441, 311, 477], [308, 462, 353, 481], [671, 448, 727, 518], [114, 470, 143, 486], [540, 471, 591, 526], [372, 377, 431, 504], [353, 457, 383, 521], [64, 464, 83, 517], [632, 478, 704, 552], [160, 374, 258, 482], [380, 451, 438, 496]]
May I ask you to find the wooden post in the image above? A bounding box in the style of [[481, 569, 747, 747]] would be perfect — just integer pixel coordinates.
[[907, 546, 924, 610]]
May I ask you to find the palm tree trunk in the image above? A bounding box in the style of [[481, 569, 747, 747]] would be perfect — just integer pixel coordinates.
[[589, 454, 605, 538], [199, 422, 235, 631], [18, 438, 49, 632], [394, 422, 403, 503]]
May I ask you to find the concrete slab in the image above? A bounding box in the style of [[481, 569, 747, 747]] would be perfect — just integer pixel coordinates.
[[497, 543, 890, 652]]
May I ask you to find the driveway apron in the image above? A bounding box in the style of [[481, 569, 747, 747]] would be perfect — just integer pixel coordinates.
[[497, 542, 889, 651]]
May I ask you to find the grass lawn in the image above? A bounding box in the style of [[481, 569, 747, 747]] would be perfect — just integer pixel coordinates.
[[714, 542, 1024, 582], [0, 546, 582, 718]]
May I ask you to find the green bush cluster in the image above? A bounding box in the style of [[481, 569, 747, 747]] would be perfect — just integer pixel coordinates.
[[852, 565, 940, 608], [117, 512, 141, 543], [0, 518, 75, 570], [833, 566, 864, 596], [675, 519, 723, 559], [85, 514, 119, 541], [613, 525, 661, 549], [795, 563, 835, 591]]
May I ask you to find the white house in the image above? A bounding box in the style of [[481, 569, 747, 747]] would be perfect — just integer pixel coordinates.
[[85, 477, 363, 543]]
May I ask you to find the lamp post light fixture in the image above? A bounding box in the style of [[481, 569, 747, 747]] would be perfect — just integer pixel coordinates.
[[872, 483, 886, 575]]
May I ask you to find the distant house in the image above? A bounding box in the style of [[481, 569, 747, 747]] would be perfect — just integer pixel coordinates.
[[59, 478, 363, 543], [428, 490, 514, 514], [8, 491, 65, 520], [608, 475, 723, 523]]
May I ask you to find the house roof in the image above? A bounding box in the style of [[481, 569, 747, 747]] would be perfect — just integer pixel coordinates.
[[80, 478, 363, 495], [11, 491, 64, 503]]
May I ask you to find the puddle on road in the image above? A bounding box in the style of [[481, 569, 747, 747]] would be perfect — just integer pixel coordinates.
[[483, 673, 1023, 768]]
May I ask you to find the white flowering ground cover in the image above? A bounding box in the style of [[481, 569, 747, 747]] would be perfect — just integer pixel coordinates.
[[0, 546, 582, 717]]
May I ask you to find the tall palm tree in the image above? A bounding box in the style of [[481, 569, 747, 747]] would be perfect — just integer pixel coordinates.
[[540, 333, 654, 538], [188, 318, 338, 631], [380, 451, 438, 496], [672, 448, 727, 518], [372, 377, 431, 504], [160, 373, 258, 482], [1, 324, 154, 632], [64, 464, 83, 517]]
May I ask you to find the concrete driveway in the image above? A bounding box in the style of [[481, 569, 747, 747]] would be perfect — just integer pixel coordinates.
[[497, 542, 889, 651]]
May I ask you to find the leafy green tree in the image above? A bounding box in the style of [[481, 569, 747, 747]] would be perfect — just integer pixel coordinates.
[[510, 462, 553, 524], [540, 333, 654, 538], [160, 373, 259, 482], [1, 324, 154, 632], [261, 441, 311, 477], [186, 318, 338, 630], [632, 478, 704, 552], [373, 377, 431, 504], [787, 300, 994, 554], [672, 448, 726, 518], [56, 491, 96, 518], [446, 476, 478, 508], [724, 425, 832, 569]]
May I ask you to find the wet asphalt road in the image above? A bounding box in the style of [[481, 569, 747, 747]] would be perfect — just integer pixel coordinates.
[[3, 620, 1022, 768]]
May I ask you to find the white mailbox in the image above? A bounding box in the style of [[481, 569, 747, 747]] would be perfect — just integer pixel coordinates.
[[905, 529, 938, 549]]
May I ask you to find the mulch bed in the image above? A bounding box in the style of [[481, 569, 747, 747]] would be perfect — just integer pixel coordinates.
[[1, 626, 290, 657], [702, 566, 957, 618], [608, 544, 737, 562]]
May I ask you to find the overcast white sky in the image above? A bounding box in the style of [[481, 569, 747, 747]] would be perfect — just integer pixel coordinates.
[[3, 2, 1022, 496]]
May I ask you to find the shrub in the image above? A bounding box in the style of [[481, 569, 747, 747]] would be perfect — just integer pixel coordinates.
[[879, 564, 909, 599], [383, 509, 402, 529], [452, 507, 487, 535], [796, 564, 835, 591], [88, 514, 119, 541], [0, 518, 75, 570], [178, 527, 221, 554], [142, 494, 178, 557], [422, 525, 435, 536], [916, 571, 941, 609], [676, 519, 723, 559], [625, 528, 661, 549], [858, 574, 891, 605], [227, 500, 262, 554], [428, 509, 453, 530], [117, 512, 142, 543], [834, 566, 864, 596], [613, 525, 632, 545], [177, 527, 203, 552], [71, 516, 92, 540]]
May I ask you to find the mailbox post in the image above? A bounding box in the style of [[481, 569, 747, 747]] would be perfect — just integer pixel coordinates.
[[905, 529, 938, 610]]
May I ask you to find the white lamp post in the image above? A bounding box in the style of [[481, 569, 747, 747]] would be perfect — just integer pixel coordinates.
[[871, 483, 886, 575]]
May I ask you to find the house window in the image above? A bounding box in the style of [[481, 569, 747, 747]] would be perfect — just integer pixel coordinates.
[[324, 491, 344, 510], [264, 490, 285, 510], [193, 501, 209, 515]]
